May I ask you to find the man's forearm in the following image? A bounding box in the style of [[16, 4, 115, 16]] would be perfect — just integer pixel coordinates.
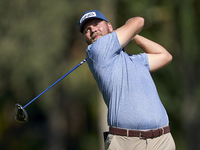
[[116, 17, 144, 48], [132, 35, 167, 54], [133, 35, 172, 72]]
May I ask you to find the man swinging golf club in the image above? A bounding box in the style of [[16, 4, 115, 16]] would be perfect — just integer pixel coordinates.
[[78, 10, 175, 150]]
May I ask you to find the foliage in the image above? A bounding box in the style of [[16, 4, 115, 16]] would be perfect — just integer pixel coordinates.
[[0, 0, 199, 149]]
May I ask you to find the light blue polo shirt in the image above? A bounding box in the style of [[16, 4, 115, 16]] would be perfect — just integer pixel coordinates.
[[86, 31, 169, 130]]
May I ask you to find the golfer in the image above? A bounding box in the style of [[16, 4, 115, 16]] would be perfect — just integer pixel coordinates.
[[78, 10, 175, 150]]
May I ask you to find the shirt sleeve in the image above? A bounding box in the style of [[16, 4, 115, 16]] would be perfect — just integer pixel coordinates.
[[86, 31, 122, 67], [130, 53, 150, 71]]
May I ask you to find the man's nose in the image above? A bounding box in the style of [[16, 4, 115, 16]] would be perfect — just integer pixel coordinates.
[[91, 26, 97, 33]]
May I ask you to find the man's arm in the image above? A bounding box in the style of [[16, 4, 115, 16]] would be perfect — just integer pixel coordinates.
[[133, 35, 172, 72], [115, 17, 144, 48]]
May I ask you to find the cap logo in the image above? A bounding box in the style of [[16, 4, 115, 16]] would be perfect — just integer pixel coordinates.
[[80, 12, 97, 24]]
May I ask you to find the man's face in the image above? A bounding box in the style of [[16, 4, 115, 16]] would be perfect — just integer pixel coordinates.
[[82, 19, 113, 45]]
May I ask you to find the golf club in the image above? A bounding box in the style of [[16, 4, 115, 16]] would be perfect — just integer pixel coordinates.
[[15, 59, 86, 123]]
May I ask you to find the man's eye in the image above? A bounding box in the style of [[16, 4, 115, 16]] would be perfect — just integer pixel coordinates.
[[84, 28, 89, 33]]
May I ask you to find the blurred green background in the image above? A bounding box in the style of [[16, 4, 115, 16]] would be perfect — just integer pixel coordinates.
[[0, 0, 200, 149]]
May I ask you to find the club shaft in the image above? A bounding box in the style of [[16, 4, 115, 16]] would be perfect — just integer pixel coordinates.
[[23, 59, 86, 109]]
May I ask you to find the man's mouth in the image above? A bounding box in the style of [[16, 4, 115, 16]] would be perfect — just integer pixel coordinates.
[[94, 35, 100, 39], [92, 33, 102, 40]]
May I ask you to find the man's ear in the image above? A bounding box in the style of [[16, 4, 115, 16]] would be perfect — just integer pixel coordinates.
[[107, 22, 113, 32]]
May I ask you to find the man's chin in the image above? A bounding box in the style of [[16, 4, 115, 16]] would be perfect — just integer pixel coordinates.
[[93, 38, 98, 43], [86, 36, 102, 45], [88, 38, 98, 44], [93, 36, 102, 43]]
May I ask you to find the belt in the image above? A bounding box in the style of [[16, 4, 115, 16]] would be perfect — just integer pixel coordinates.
[[109, 125, 170, 138]]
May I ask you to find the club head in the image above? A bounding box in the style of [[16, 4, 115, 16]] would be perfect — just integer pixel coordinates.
[[15, 103, 28, 123]]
